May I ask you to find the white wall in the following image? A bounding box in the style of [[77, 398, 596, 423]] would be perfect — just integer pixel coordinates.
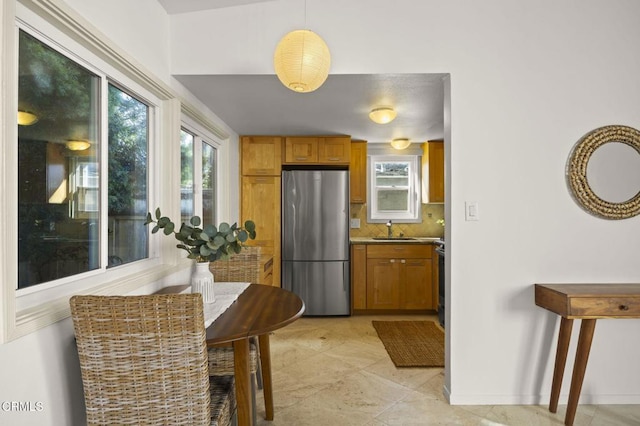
[[2, 1, 640, 424], [170, 0, 640, 405]]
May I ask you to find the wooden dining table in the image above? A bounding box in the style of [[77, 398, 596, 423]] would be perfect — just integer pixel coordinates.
[[160, 283, 305, 425]]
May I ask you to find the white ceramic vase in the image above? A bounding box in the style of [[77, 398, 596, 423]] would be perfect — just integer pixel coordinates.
[[191, 261, 215, 303]]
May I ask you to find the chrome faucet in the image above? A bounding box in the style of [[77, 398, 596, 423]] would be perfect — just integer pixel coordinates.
[[386, 220, 393, 238]]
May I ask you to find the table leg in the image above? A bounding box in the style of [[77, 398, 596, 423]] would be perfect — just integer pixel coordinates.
[[565, 319, 596, 426], [258, 333, 274, 421], [233, 338, 254, 426], [550, 317, 573, 413]]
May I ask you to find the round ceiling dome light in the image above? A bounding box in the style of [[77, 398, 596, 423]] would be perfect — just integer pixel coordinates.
[[274, 29, 331, 93], [66, 140, 91, 151], [17, 110, 38, 126], [391, 138, 411, 150], [369, 107, 397, 124]]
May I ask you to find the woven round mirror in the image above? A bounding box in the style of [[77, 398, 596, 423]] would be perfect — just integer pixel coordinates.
[[566, 125, 640, 219]]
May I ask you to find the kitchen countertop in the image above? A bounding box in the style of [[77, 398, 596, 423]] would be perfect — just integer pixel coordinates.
[[350, 236, 442, 244]]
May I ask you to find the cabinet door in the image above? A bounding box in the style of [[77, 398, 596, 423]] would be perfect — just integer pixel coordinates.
[[366, 259, 400, 309], [241, 136, 282, 176], [401, 258, 432, 309], [351, 244, 367, 310], [241, 176, 281, 286], [422, 140, 444, 203], [318, 137, 351, 164], [349, 140, 367, 203], [284, 137, 318, 163]]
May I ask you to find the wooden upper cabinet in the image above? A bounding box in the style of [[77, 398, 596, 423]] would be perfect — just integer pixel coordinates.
[[284, 136, 351, 165], [284, 137, 318, 163], [422, 140, 444, 203], [241, 136, 282, 176], [318, 136, 351, 163], [349, 140, 367, 204]]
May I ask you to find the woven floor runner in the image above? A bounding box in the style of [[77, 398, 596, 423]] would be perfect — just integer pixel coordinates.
[[372, 320, 444, 368]]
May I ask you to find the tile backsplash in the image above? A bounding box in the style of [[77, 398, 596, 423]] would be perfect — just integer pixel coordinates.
[[349, 203, 445, 238]]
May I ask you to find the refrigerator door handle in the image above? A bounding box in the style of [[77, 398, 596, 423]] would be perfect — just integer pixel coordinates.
[[343, 262, 349, 293]]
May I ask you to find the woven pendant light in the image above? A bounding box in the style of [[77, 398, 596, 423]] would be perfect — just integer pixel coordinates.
[[274, 29, 330, 93]]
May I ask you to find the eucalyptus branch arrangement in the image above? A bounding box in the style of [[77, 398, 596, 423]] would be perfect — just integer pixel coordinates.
[[145, 208, 256, 262]]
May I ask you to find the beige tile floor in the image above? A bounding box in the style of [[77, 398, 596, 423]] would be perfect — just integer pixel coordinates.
[[254, 314, 640, 425]]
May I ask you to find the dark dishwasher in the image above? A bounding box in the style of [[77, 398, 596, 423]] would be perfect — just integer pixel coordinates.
[[434, 239, 445, 328]]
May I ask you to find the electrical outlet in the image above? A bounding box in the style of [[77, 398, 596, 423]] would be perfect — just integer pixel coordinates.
[[350, 218, 361, 228]]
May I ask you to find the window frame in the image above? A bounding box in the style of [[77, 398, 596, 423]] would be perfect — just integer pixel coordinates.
[[13, 22, 164, 303], [367, 154, 422, 223]]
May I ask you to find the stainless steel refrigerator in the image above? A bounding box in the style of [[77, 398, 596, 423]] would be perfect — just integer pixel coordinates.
[[282, 170, 350, 315]]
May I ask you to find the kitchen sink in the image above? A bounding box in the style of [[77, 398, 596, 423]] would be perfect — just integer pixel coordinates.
[[372, 237, 415, 240]]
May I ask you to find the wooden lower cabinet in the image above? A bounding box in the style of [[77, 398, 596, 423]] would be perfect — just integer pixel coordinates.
[[366, 259, 402, 309], [402, 258, 433, 309], [351, 244, 367, 310], [352, 243, 435, 311]]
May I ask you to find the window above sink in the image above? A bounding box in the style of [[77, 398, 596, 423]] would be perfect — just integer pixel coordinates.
[[367, 154, 421, 223]]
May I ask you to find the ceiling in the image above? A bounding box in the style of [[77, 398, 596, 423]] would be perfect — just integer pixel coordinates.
[[175, 74, 446, 143], [161, 0, 446, 144], [157, 0, 275, 15]]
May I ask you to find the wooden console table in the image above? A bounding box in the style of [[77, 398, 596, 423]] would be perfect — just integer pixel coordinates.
[[535, 283, 640, 426]]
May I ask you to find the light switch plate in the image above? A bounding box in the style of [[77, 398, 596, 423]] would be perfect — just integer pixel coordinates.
[[465, 201, 479, 221], [350, 218, 361, 228]]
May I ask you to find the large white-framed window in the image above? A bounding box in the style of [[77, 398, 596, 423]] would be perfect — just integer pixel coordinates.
[[368, 155, 422, 222], [16, 26, 156, 291], [1, 2, 183, 343]]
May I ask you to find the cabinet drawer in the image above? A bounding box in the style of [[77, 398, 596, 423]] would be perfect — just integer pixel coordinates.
[[367, 244, 431, 259], [571, 297, 640, 317]]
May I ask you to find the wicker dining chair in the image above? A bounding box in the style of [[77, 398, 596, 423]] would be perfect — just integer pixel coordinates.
[[209, 246, 263, 422], [70, 293, 236, 426]]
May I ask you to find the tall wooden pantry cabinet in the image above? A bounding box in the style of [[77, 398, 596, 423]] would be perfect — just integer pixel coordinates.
[[240, 136, 282, 286]]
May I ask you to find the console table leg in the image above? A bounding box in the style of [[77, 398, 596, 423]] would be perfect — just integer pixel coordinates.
[[565, 319, 597, 426], [550, 317, 573, 413]]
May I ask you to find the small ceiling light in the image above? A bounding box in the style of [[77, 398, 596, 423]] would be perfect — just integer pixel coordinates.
[[17, 110, 38, 126], [369, 107, 397, 124], [66, 140, 91, 151], [391, 138, 411, 150], [274, 29, 331, 93]]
